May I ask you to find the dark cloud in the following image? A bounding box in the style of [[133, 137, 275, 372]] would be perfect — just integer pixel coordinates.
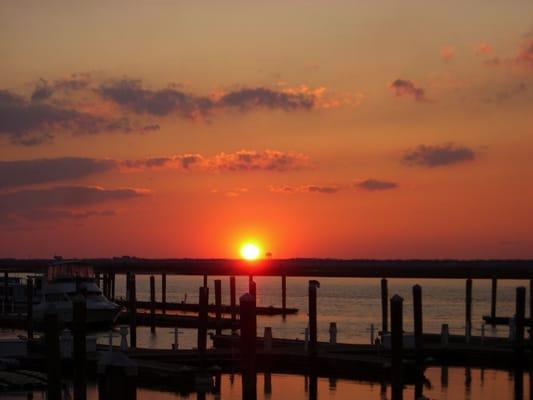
[[210, 150, 308, 172], [0, 186, 147, 224], [389, 79, 428, 102], [484, 82, 527, 103], [270, 184, 341, 194], [0, 158, 117, 189], [31, 79, 54, 102], [0, 89, 129, 145], [356, 179, 398, 191], [142, 124, 160, 132], [403, 143, 476, 167], [97, 79, 320, 118]]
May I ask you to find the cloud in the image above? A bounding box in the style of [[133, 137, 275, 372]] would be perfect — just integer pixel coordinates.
[[403, 143, 476, 167], [440, 46, 455, 62], [475, 42, 493, 56], [482, 39, 533, 71], [389, 79, 428, 102], [0, 158, 117, 189], [270, 184, 341, 194], [484, 82, 527, 103], [0, 185, 148, 224], [97, 79, 350, 118], [355, 179, 398, 191], [0, 89, 129, 146], [209, 150, 308, 172]]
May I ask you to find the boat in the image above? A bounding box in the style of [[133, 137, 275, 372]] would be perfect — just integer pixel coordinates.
[[33, 261, 121, 328]]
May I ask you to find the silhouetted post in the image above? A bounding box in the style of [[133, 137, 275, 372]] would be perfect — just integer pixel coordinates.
[[97, 352, 138, 400], [515, 286, 526, 364], [129, 274, 137, 348], [391, 294, 403, 400], [161, 274, 167, 314], [149, 276, 156, 334], [249, 277, 256, 302], [308, 280, 320, 356], [381, 278, 388, 333], [490, 278, 498, 322], [264, 372, 272, 396], [240, 293, 257, 400], [309, 374, 318, 400], [3, 272, 8, 314], [465, 278, 472, 343], [73, 297, 87, 400], [413, 285, 423, 367], [45, 311, 61, 400], [203, 274, 208, 288], [103, 273, 108, 298], [215, 279, 222, 336], [230, 276, 237, 323], [281, 274, 287, 316], [111, 273, 115, 301], [95, 272, 101, 288], [197, 286, 208, 362], [26, 278, 33, 340]]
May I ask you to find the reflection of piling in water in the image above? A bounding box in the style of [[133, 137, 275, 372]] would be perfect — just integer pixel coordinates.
[[491, 278, 498, 322], [45, 311, 61, 400], [161, 273, 166, 314], [230, 276, 236, 324], [264, 372, 272, 396], [281, 274, 287, 317], [440, 364, 448, 388], [412, 284, 423, 368], [515, 287, 526, 365], [309, 374, 318, 400], [197, 286, 209, 366], [73, 297, 87, 400], [128, 273, 137, 349]]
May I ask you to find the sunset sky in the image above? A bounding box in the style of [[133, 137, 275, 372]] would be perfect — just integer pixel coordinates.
[[1, 1, 532, 258]]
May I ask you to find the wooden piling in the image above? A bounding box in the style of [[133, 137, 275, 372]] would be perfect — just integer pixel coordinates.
[[203, 274, 208, 288], [161, 274, 167, 314], [45, 311, 61, 400], [150, 275, 156, 334], [381, 278, 388, 333], [111, 273, 115, 301], [490, 278, 497, 321], [129, 273, 137, 348], [197, 286, 209, 358], [26, 278, 33, 341], [215, 279, 222, 336], [249, 277, 256, 302], [308, 280, 320, 356], [240, 293, 257, 400], [465, 278, 472, 343], [281, 274, 287, 316], [3, 272, 8, 314], [412, 284, 423, 367], [390, 294, 403, 400], [73, 297, 87, 400], [515, 286, 526, 363], [230, 276, 237, 323]]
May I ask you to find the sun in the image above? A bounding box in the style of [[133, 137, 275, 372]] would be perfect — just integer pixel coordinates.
[[240, 243, 261, 261]]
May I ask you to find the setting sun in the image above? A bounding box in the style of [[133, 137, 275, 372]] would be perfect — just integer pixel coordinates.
[[240, 243, 261, 260]]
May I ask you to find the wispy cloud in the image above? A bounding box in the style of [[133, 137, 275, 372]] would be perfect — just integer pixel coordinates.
[[355, 179, 398, 191], [440, 46, 455, 62]]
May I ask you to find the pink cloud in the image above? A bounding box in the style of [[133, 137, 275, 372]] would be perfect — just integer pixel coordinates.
[[475, 42, 493, 56], [389, 79, 429, 103], [440, 46, 455, 62]]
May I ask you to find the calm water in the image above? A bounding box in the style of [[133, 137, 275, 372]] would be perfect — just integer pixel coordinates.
[[1, 276, 531, 399]]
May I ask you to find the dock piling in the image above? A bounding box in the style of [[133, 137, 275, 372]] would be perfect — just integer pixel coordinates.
[[240, 293, 257, 400], [111, 273, 115, 301], [197, 286, 209, 359], [412, 284, 423, 366], [390, 294, 403, 400], [161, 274, 167, 314], [281, 274, 287, 316], [149, 275, 156, 334], [249, 277, 256, 302], [26, 277, 33, 341], [381, 278, 388, 333], [129, 273, 137, 349], [264, 327, 272, 352], [490, 278, 497, 322], [3, 272, 8, 315], [230, 276, 236, 323], [515, 286, 526, 363], [215, 279, 222, 336], [465, 278, 472, 343], [329, 322, 337, 345], [45, 311, 61, 400], [308, 280, 320, 356], [73, 297, 87, 400]]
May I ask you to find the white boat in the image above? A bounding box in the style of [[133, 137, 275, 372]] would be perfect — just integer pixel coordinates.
[[33, 261, 121, 328]]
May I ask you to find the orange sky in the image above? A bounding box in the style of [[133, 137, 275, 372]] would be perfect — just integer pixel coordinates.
[[0, 1, 532, 258]]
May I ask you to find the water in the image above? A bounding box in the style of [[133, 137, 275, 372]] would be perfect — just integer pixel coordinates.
[[1, 276, 530, 399]]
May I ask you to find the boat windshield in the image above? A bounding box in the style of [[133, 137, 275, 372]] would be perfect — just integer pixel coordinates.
[[48, 262, 95, 281]]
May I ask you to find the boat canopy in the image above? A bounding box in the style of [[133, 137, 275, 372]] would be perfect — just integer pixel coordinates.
[[47, 261, 95, 281]]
